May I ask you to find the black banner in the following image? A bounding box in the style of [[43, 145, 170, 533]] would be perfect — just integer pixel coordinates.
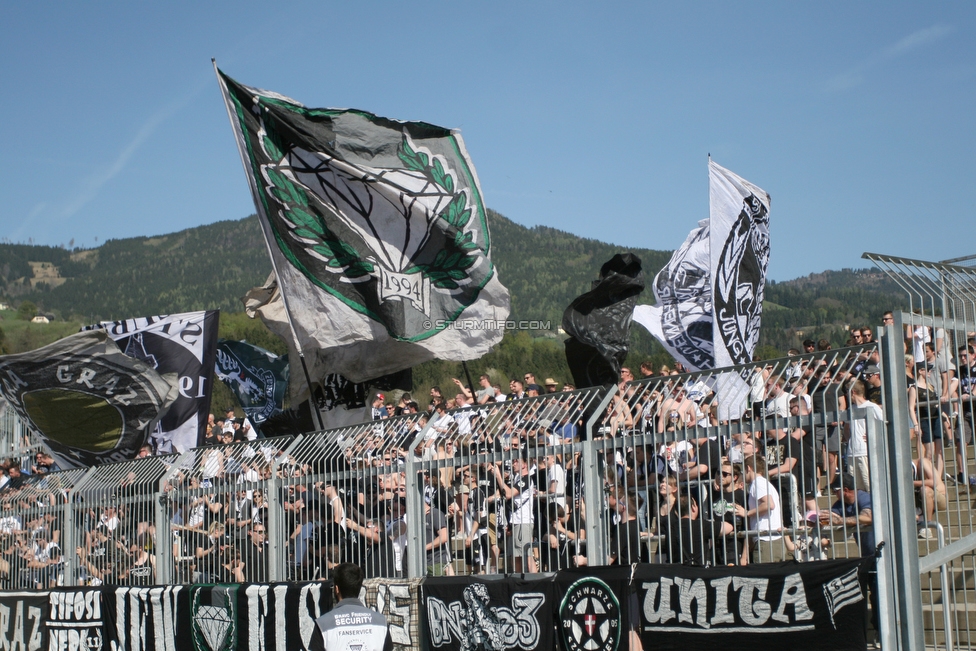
[[555, 566, 633, 651], [635, 558, 872, 650], [0, 562, 873, 651], [0, 591, 48, 650], [423, 575, 554, 651], [104, 585, 189, 651]]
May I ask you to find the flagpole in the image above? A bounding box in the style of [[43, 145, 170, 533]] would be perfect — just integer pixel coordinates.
[[212, 59, 324, 431]]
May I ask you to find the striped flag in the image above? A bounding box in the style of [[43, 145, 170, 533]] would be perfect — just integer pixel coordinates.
[[823, 566, 864, 629]]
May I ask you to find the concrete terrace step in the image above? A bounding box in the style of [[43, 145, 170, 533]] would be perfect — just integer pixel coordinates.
[[921, 602, 976, 647]]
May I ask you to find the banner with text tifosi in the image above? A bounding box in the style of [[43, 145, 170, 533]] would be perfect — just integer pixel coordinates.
[[423, 575, 555, 651], [635, 557, 873, 651], [0, 588, 113, 651]]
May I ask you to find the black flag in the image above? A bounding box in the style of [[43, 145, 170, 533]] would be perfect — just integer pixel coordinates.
[[563, 253, 644, 388]]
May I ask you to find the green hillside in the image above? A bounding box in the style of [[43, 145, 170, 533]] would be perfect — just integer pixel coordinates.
[[0, 211, 912, 400]]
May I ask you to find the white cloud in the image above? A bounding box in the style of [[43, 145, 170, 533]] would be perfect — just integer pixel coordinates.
[[825, 24, 953, 93]]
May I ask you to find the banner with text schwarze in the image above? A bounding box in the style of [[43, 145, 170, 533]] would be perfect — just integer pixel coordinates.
[[423, 575, 554, 651], [554, 566, 635, 651], [636, 557, 873, 651]]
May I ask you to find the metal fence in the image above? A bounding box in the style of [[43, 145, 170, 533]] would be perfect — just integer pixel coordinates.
[[0, 354, 894, 590], [0, 400, 43, 471], [866, 252, 976, 650], [8, 289, 976, 648]]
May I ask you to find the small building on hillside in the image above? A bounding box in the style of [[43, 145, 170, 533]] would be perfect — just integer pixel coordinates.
[[30, 315, 50, 324]]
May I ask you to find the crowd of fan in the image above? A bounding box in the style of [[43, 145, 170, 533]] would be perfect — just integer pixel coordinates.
[[0, 311, 973, 586]]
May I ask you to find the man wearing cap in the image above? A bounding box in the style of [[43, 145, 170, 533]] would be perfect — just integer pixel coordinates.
[[822, 473, 874, 554], [862, 365, 883, 405], [371, 394, 388, 421], [824, 473, 879, 632], [544, 378, 559, 394]]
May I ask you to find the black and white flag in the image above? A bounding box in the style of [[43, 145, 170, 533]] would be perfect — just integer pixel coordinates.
[[634, 160, 770, 372], [0, 330, 178, 468], [823, 567, 864, 629], [85, 310, 219, 453]]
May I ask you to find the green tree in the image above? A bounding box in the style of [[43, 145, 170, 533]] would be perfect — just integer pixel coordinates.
[[17, 301, 37, 321]]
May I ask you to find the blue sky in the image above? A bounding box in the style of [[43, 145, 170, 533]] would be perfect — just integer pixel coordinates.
[[1, 2, 973, 281]]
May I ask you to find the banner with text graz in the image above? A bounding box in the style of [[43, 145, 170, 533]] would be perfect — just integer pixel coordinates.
[[635, 557, 873, 651], [423, 575, 555, 651], [0, 588, 114, 651]]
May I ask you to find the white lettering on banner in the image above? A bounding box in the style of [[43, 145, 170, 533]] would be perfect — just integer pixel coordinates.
[[374, 583, 413, 647], [675, 578, 709, 628], [734, 577, 771, 626], [104, 316, 204, 361], [75, 369, 96, 389], [47, 591, 102, 651], [246, 583, 323, 651], [111, 587, 181, 651], [297, 584, 323, 651], [427, 586, 544, 651], [49, 591, 101, 622], [0, 601, 43, 651], [708, 577, 735, 626], [641, 578, 675, 624], [772, 574, 813, 623], [246, 585, 269, 651], [642, 573, 814, 632], [48, 628, 102, 651]]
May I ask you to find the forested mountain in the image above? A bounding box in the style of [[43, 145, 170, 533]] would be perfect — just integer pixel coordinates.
[[0, 210, 913, 398]]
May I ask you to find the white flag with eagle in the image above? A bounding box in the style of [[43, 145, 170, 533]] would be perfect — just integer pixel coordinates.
[[217, 69, 509, 387], [634, 159, 770, 371]]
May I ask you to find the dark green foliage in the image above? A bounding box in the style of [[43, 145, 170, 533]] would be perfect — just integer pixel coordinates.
[[758, 270, 910, 353], [0, 211, 914, 394], [0, 218, 271, 322], [17, 301, 37, 320]]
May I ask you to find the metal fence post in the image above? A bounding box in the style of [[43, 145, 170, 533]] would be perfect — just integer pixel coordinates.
[[405, 420, 433, 579], [880, 314, 926, 650], [265, 455, 283, 582], [583, 386, 617, 566], [63, 467, 96, 587]]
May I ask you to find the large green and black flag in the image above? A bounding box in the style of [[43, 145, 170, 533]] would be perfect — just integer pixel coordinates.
[[217, 68, 510, 390], [214, 339, 288, 424], [0, 330, 178, 468]]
